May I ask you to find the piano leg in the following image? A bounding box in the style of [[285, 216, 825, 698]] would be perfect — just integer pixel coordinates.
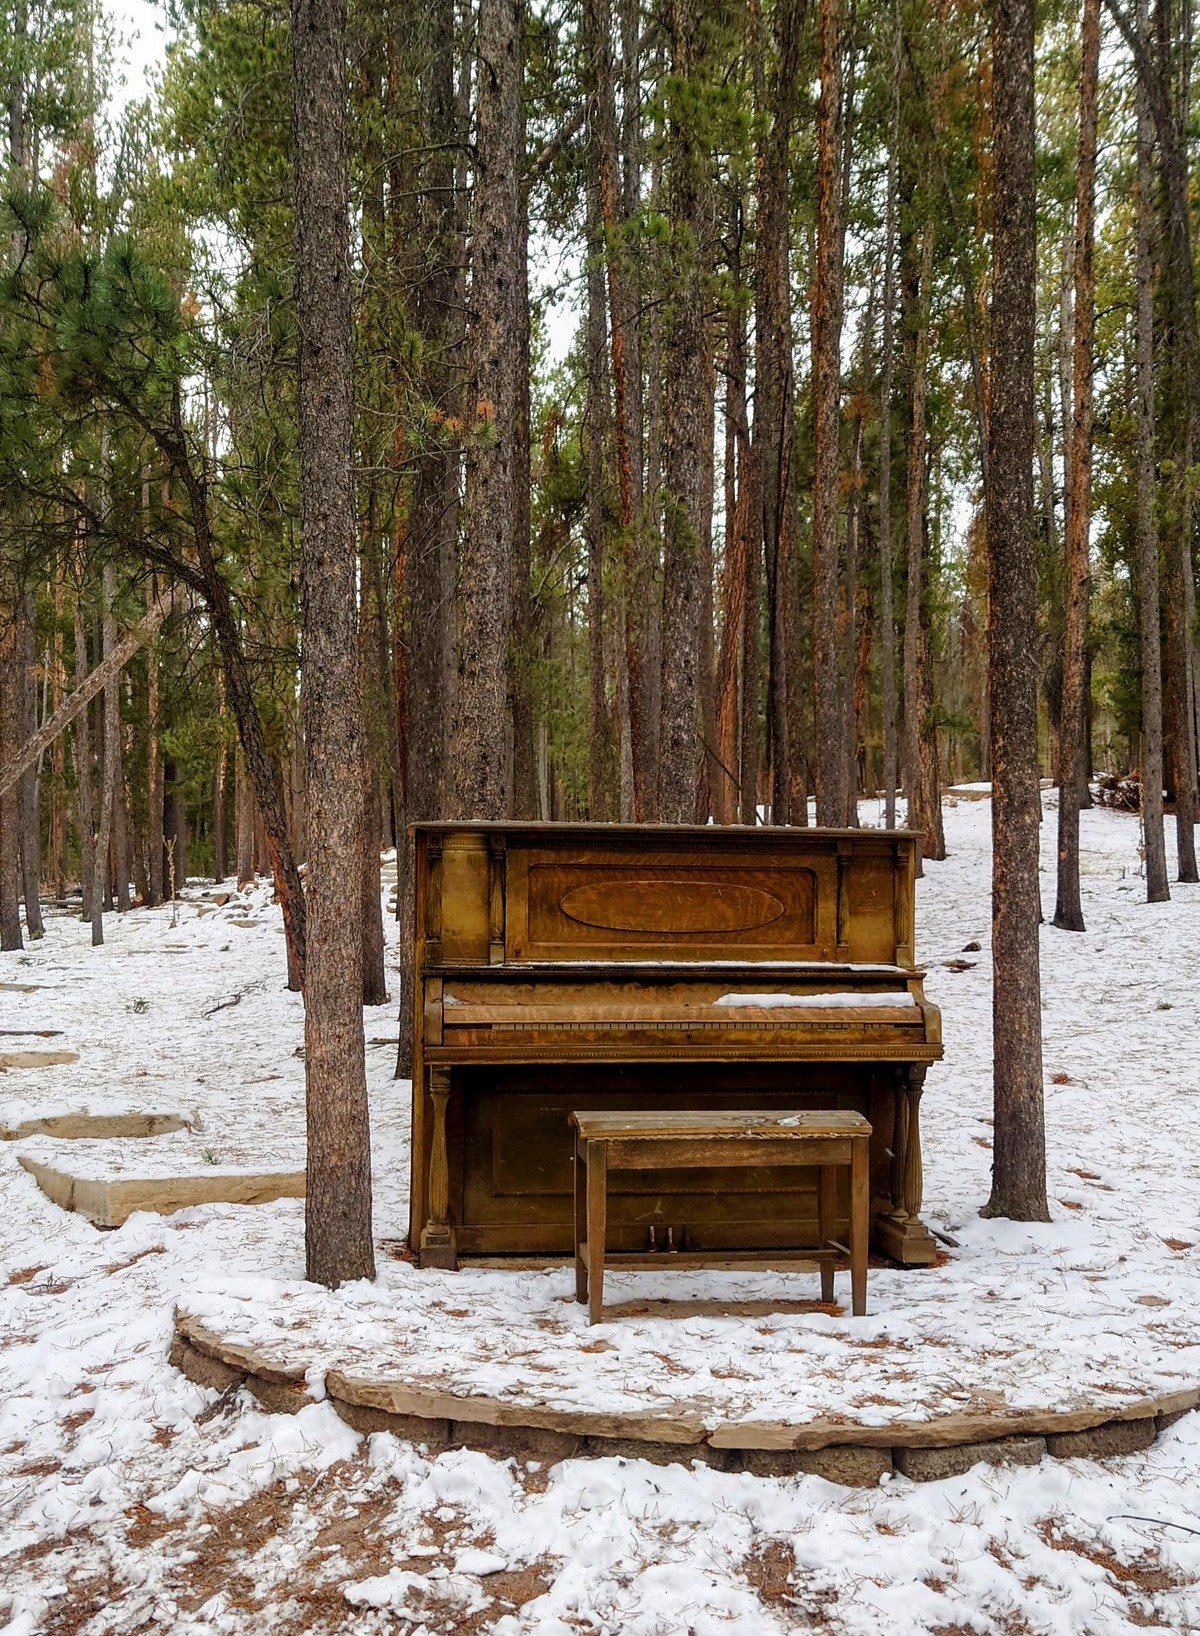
[[875, 1066, 937, 1266], [574, 1139, 587, 1304], [419, 1068, 458, 1270], [817, 1164, 836, 1303]]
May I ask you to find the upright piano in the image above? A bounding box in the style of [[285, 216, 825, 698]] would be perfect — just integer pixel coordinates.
[[409, 823, 942, 1270]]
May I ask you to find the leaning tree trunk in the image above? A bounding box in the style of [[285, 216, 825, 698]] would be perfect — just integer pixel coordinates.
[[1135, 0, 1169, 904], [293, 0, 375, 1287], [451, 0, 522, 822], [983, 0, 1049, 1223], [1053, 0, 1099, 933]]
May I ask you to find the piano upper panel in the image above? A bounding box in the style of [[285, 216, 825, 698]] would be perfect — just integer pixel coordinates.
[[414, 823, 919, 970]]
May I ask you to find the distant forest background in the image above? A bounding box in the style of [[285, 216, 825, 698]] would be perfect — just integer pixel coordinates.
[[1, 0, 1197, 940]]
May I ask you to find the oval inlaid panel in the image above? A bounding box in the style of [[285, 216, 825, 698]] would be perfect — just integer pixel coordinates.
[[558, 879, 787, 935]]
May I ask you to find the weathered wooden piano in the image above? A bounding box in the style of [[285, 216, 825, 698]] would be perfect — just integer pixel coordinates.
[[409, 823, 942, 1270]]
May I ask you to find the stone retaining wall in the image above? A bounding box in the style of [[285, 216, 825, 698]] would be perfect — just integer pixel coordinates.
[[171, 1311, 1197, 1487]]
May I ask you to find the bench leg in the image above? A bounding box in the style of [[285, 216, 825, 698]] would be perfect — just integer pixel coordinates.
[[850, 1138, 869, 1317], [817, 1164, 836, 1304], [587, 1140, 607, 1324], [574, 1141, 587, 1304]]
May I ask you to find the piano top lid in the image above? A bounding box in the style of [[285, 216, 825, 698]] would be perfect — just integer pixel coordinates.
[[410, 820, 918, 840], [426, 960, 928, 977]]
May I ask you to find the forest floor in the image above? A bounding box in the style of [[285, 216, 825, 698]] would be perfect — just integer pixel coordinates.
[[2, 796, 1200, 1635]]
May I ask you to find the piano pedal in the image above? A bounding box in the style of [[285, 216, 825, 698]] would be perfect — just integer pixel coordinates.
[[665, 1226, 677, 1253], [647, 1224, 658, 1252]]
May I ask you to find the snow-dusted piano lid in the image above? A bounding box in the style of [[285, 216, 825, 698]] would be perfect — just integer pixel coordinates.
[[713, 990, 917, 1008]]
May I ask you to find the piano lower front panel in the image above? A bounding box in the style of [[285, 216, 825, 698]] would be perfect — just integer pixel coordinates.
[[442, 1064, 900, 1257]]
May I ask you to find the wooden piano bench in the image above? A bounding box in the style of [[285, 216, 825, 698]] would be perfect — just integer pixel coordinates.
[[569, 1109, 872, 1325]]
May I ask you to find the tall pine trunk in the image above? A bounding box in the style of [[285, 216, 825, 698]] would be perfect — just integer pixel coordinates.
[[657, 0, 715, 823], [452, 0, 522, 821], [1135, 0, 1169, 904], [984, 0, 1049, 1222], [1053, 0, 1099, 932], [812, 0, 847, 825], [879, 0, 900, 829], [293, 0, 375, 1286], [18, 592, 43, 936]]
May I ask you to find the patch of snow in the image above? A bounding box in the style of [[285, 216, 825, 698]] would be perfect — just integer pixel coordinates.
[[713, 990, 916, 1008]]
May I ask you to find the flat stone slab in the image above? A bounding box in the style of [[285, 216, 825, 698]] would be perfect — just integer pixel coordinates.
[[0, 1049, 79, 1070], [0, 1110, 190, 1142], [18, 1133, 305, 1226], [171, 1309, 1200, 1484]]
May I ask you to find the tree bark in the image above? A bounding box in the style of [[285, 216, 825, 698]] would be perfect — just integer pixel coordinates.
[[293, 0, 375, 1286], [880, 0, 900, 830], [1135, 0, 1169, 904], [585, 171, 617, 819], [812, 0, 848, 825], [1053, 0, 1099, 932], [902, 221, 939, 862], [983, 0, 1049, 1222], [90, 560, 119, 948], [451, 0, 522, 822], [18, 592, 43, 936], [754, 0, 804, 827], [509, 189, 536, 819], [657, 0, 715, 823], [73, 593, 95, 922], [0, 582, 22, 950], [212, 668, 228, 886], [236, 745, 255, 886], [402, 0, 459, 834]]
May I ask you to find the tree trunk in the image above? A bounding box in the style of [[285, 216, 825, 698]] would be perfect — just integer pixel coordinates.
[[657, 0, 715, 824], [509, 189, 536, 819], [18, 592, 43, 937], [983, 0, 1049, 1222], [585, 171, 617, 819], [452, 0, 522, 822], [812, 0, 848, 825], [73, 595, 95, 921], [49, 578, 66, 901], [1053, 0, 1099, 932], [359, 513, 389, 1009], [754, 0, 804, 827], [0, 584, 22, 950], [879, 0, 900, 830], [293, 0, 375, 1286], [1107, 0, 1199, 876], [403, 0, 459, 834], [90, 561, 119, 948], [212, 668, 229, 885], [236, 745, 255, 885], [716, 236, 750, 827], [902, 220, 937, 861], [1136, 0, 1169, 904]]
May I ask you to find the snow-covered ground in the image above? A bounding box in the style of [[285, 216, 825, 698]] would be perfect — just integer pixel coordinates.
[[2, 800, 1200, 1635]]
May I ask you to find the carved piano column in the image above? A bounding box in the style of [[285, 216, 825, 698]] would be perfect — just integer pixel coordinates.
[[875, 1065, 937, 1266], [419, 1068, 458, 1269]]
